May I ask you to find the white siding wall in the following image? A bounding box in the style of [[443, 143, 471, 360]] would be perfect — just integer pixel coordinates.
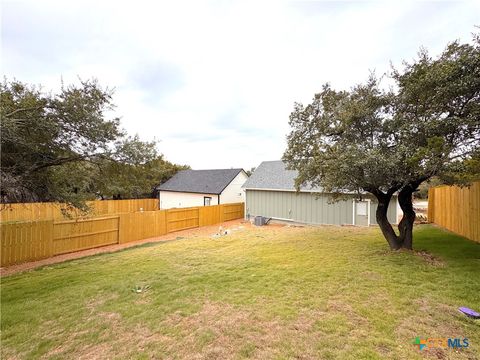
[[159, 191, 219, 209], [159, 171, 248, 210], [220, 171, 248, 204]]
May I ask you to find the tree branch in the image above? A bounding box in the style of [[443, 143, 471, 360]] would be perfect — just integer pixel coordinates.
[[4, 106, 45, 118], [26, 153, 110, 174]]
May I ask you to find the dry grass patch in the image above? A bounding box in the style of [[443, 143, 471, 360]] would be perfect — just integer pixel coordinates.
[[395, 299, 477, 360], [162, 301, 325, 359]]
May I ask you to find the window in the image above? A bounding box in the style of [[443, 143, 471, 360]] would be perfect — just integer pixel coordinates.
[[204, 197, 212, 206], [356, 201, 367, 216]]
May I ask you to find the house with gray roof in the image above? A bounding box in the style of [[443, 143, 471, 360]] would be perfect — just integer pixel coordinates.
[[157, 168, 248, 209], [243, 161, 400, 226]]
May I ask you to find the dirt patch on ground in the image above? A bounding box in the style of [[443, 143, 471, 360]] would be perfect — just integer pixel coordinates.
[[414, 250, 446, 267], [375, 248, 446, 267]]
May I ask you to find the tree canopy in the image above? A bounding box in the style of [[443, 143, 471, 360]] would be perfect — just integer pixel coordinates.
[[283, 33, 480, 250], [1, 79, 188, 209]]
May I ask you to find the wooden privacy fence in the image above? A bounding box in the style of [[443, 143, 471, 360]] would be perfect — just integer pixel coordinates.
[[118, 203, 244, 244], [0, 202, 244, 267], [53, 216, 120, 255], [428, 181, 480, 242], [0, 199, 160, 222], [1, 220, 54, 266]]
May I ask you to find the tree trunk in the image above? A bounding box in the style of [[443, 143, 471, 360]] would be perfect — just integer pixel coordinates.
[[375, 193, 402, 250], [398, 187, 416, 250]]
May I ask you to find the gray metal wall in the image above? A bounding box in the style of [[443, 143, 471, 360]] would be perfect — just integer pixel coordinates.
[[245, 190, 398, 225], [370, 200, 398, 225], [246, 190, 353, 225]]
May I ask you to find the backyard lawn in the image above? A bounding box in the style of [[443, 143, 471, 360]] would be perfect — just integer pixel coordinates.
[[1, 224, 479, 359]]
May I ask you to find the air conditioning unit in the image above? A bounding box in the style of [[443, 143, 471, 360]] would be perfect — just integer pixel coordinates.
[[254, 216, 266, 226]]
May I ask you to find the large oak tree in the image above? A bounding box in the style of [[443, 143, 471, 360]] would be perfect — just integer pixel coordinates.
[[283, 34, 480, 250], [1, 79, 187, 209]]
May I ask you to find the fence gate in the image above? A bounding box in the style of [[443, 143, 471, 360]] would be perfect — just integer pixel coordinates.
[[222, 203, 244, 221], [53, 216, 120, 255], [166, 207, 200, 233]]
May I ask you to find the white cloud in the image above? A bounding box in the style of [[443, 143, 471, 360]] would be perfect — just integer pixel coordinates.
[[2, 0, 479, 169]]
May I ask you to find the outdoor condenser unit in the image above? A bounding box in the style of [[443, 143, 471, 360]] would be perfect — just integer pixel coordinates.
[[254, 216, 266, 226]]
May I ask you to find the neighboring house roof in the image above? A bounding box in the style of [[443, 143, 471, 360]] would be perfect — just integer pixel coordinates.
[[242, 160, 322, 192], [157, 168, 245, 195]]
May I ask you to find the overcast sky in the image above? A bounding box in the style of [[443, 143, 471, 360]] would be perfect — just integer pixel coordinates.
[[2, 1, 479, 170]]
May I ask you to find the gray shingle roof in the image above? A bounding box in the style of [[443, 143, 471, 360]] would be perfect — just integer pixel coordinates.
[[158, 168, 244, 195], [242, 161, 321, 191]]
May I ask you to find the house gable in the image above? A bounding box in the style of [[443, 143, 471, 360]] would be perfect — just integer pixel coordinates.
[[219, 170, 248, 204]]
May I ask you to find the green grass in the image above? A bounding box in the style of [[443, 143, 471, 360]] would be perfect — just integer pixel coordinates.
[[1, 224, 479, 359]]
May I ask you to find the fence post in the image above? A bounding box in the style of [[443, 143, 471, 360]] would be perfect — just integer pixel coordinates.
[[45, 220, 54, 258], [159, 210, 167, 235], [427, 188, 434, 223], [118, 214, 127, 244], [219, 204, 224, 223], [200, 207, 206, 227]]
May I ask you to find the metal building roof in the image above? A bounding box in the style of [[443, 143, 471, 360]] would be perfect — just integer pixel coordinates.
[[242, 161, 321, 191]]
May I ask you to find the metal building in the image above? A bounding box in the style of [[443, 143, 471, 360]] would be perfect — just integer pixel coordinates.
[[243, 161, 400, 226]]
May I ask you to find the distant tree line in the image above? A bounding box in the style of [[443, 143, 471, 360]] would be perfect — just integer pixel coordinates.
[[0, 79, 188, 209]]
